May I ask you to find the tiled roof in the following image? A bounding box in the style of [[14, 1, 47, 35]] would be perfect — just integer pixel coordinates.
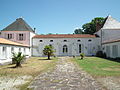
[[0, 38, 29, 47], [2, 18, 34, 32], [102, 15, 120, 29], [33, 34, 96, 38], [102, 39, 120, 44]]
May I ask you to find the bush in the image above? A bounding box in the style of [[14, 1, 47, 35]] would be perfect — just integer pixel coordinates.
[[103, 52, 107, 58], [80, 53, 85, 59], [96, 51, 106, 58], [96, 51, 103, 57]]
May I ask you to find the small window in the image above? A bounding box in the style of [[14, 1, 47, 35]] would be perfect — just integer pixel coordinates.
[[77, 40, 81, 42], [39, 40, 43, 42], [88, 39, 92, 42], [24, 48, 26, 54], [50, 40, 53, 42], [3, 47, 6, 52], [11, 47, 14, 53], [19, 48, 21, 52], [64, 40, 67, 42], [79, 44, 81, 53], [18, 34, 24, 41], [8, 34, 12, 39]]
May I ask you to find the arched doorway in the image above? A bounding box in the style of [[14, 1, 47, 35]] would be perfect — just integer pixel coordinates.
[[63, 45, 68, 55]]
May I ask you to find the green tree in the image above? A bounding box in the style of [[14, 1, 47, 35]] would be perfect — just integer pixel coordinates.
[[12, 52, 25, 68], [82, 17, 105, 34], [74, 17, 105, 35], [43, 45, 55, 60], [74, 28, 84, 34]]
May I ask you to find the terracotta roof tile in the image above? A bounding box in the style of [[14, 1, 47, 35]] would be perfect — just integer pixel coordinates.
[[33, 34, 96, 38], [0, 38, 29, 47]]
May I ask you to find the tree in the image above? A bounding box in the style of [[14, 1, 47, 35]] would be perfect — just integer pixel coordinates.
[[82, 17, 105, 35], [74, 17, 105, 35], [74, 28, 84, 34], [12, 52, 25, 68], [43, 45, 55, 60]]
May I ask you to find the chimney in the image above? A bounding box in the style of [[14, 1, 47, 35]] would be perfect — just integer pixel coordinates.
[[96, 23, 103, 32], [33, 28, 36, 33]]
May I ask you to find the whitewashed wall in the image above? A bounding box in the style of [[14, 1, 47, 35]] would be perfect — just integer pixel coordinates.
[[96, 29, 120, 42], [0, 44, 30, 65], [32, 37, 100, 57], [103, 42, 120, 58]]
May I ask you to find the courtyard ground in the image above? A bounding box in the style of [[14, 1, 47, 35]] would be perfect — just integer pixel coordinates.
[[0, 57, 57, 90], [0, 57, 120, 90], [73, 57, 120, 90], [28, 57, 105, 90]]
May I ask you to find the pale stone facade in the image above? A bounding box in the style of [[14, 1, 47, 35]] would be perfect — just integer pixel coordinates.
[[32, 36, 100, 56]]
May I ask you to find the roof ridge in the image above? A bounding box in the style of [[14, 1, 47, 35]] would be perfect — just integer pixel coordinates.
[[102, 15, 120, 29], [2, 18, 34, 32]]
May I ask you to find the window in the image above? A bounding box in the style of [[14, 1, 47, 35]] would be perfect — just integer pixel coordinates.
[[7, 34, 12, 39], [106, 46, 110, 57], [3, 47, 6, 52], [2, 47, 6, 58], [11, 47, 14, 53], [18, 34, 24, 41], [88, 39, 92, 42], [64, 40, 67, 42], [77, 40, 81, 42], [24, 48, 26, 54], [79, 44, 81, 53], [112, 45, 118, 57], [50, 40, 53, 42], [39, 40, 43, 42], [63, 45, 68, 53], [19, 48, 21, 52]]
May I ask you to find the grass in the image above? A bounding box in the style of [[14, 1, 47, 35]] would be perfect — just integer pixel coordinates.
[[0, 57, 57, 89], [73, 57, 120, 77], [0, 57, 57, 77]]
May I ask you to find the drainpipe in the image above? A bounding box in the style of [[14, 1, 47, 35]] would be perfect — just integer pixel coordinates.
[[101, 29, 102, 51]]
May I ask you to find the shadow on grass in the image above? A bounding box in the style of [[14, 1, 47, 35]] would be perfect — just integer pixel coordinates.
[[106, 58, 120, 63], [7, 66, 16, 68], [96, 57, 120, 63], [7, 65, 23, 68], [38, 59, 52, 60]]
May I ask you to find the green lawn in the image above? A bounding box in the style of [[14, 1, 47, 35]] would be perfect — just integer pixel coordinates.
[[74, 57, 120, 77]]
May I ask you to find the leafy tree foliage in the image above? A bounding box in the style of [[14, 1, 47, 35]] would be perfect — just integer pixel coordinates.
[[74, 17, 105, 35], [74, 28, 84, 34], [12, 52, 25, 68], [43, 45, 55, 60]]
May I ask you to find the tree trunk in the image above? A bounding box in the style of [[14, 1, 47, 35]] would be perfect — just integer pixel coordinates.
[[15, 62, 22, 68], [48, 54, 50, 60]]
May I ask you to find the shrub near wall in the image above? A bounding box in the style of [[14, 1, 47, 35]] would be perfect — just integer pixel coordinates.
[[96, 51, 106, 58]]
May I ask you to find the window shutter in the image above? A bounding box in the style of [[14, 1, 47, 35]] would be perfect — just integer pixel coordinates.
[[24, 34, 26, 40], [5, 33, 7, 39], [16, 34, 18, 40], [12, 33, 14, 39]]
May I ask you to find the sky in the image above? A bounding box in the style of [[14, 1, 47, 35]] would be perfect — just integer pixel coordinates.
[[0, 0, 120, 34]]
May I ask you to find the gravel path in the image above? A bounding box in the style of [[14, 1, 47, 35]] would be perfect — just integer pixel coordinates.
[[28, 57, 105, 90]]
